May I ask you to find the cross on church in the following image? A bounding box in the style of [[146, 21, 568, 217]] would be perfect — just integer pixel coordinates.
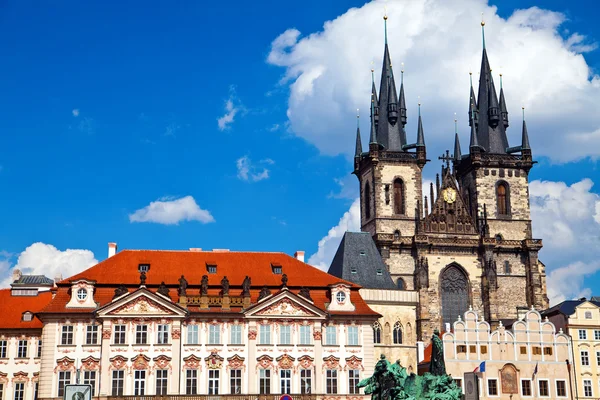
[[438, 150, 453, 169]]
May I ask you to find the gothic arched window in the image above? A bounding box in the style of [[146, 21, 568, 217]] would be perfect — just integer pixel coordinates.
[[394, 230, 400, 240], [372, 322, 381, 344], [393, 178, 405, 215], [393, 322, 403, 344], [365, 182, 371, 219], [397, 278, 405, 290], [504, 261, 511, 275], [440, 264, 469, 328], [497, 182, 510, 215]]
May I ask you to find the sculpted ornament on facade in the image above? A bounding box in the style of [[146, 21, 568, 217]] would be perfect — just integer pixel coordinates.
[[298, 355, 314, 369], [109, 356, 128, 371], [55, 357, 75, 373], [12, 372, 28, 383], [247, 328, 257, 340], [153, 355, 172, 371], [132, 354, 150, 370], [102, 328, 112, 339], [205, 353, 224, 370], [81, 356, 100, 371], [256, 355, 274, 370], [260, 298, 312, 317], [183, 355, 202, 371], [313, 329, 322, 341], [171, 328, 181, 339], [322, 355, 341, 371], [111, 296, 171, 315], [276, 354, 295, 371], [344, 356, 364, 371], [227, 355, 245, 371]]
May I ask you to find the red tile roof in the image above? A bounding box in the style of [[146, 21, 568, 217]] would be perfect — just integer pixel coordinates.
[[41, 250, 378, 318], [0, 289, 53, 329]]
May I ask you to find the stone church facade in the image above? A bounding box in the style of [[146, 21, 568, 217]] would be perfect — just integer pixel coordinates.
[[350, 18, 549, 342]]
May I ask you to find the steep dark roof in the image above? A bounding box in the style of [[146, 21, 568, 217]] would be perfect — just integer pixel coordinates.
[[11, 275, 54, 287], [541, 299, 600, 317], [328, 232, 396, 289]]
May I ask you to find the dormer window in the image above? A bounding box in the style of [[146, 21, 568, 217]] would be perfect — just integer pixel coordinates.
[[272, 264, 282, 274], [77, 288, 88, 301], [359, 251, 366, 256], [351, 268, 357, 274], [22, 312, 33, 322], [206, 263, 217, 274], [336, 292, 346, 303], [376, 269, 383, 276], [138, 264, 150, 273]]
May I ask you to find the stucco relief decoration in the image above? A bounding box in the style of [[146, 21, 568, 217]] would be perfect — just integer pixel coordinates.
[[227, 355, 245, 371], [259, 299, 312, 317], [205, 353, 224, 370], [500, 364, 518, 394], [313, 329, 322, 341], [32, 372, 39, 383], [344, 356, 364, 371], [322, 355, 341, 371], [183, 355, 202, 371], [54, 357, 76, 373], [81, 356, 100, 371], [298, 356, 314, 369], [276, 354, 295, 372], [109, 356, 128, 371], [111, 297, 171, 315], [0, 372, 8, 384], [256, 355, 274, 371], [153, 355, 172, 371], [248, 328, 257, 340], [172, 328, 181, 339], [102, 328, 112, 339], [12, 372, 28, 383], [132, 354, 150, 370]]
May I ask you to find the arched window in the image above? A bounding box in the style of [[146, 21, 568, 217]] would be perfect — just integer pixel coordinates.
[[440, 264, 469, 328], [397, 278, 405, 290], [365, 182, 371, 219], [394, 230, 400, 240], [372, 322, 382, 344], [393, 179, 405, 215], [495, 234, 503, 242], [504, 261, 511, 275], [497, 182, 510, 215], [393, 322, 403, 344]]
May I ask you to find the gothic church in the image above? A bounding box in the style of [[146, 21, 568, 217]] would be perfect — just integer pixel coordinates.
[[340, 17, 549, 342]]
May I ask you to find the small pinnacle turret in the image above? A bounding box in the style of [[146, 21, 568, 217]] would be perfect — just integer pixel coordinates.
[[388, 69, 399, 125], [499, 74, 509, 128], [355, 110, 363, 157], [371, 69, 379, 130], [370, 94, 378, 145], [453, 119, 462, 161], [416, 102, 425, 147], [468, 73, 478, 127], [399, 68, 407, 126], [521, 107, 530, 150]]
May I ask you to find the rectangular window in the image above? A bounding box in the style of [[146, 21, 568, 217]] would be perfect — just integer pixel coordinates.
[[186, 370, 198, 395], [300, 369, 312, 394], [135, 325, 148, 344], [230, 325, 242, 345], [156, 370, 168, 395], [543, 347, 553, 356], [33, 382, 38, 400], [584, 379, 593, 397], [1, 383, 5, 400], [17, 340, 27, 358], [469, 345, 477, 354], [61, 326, 74, 345], [280, 369, 291, 394], [114, 325, 126, 344], [582, 350, 590, 366], [579, 329, 588, 340], [457, 345, 467, 353], [520, 346, 527, 355], [207, 264, 217, 274], [157, 324, 169, 344], [208, 370, 219, 395], [14, 383, 24, 400], [209, 324, 221, 344], [538, 380, 549, 397], [521, 379, 532, 397], [556, 380, 567, 397], [595, 330, 600, 341], [532, 346, 542, 355], [230, 369, 242, 395], [134, 370, 146, 395], [488, 379, 498, 396], [597, 351, 600, 366], [326, 326, 337, 345], [259, 369, 271, 394], [326, 369, 338, 394], [480, 345, 488, 354], [349, 369, 360, 394], [299, 325, 311, 345], [347, 326, 359, 346], [279, 325, 291, 345], [37, 340, 42, 358], [83, 371, 96, 396], [259, 325, 271, 345], [0, 340, 6, 358], [187, 325, 199, 344], [86, 325, 98, 345], [111, 370, 124, 396], [58, 371, 71, 397]]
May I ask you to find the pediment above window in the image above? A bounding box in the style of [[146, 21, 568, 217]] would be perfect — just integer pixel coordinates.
[[244, 289, 326, 320], [96, 288, 187, 318]]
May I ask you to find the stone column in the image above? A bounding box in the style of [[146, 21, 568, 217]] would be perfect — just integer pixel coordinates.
[[98, 322, 112, 396]]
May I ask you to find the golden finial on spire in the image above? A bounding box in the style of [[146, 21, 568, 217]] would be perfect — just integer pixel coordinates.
[[384, 5, 388, 20], [481, 12, 485, 26]]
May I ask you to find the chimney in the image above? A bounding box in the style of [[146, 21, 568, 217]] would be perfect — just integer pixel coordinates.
[[54, 273, 63, 284], [212, 249, 230, 252], [12, 268, 22, 283], [108, 242, 117, 258], [294, 251, 305, 263], [189, 248, 203, 252]]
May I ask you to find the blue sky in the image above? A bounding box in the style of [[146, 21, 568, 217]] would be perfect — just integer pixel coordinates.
[[0, 0, 599, 304]]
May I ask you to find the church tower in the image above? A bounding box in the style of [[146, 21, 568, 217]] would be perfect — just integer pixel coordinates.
[[351, 18, 548, 341], [353, 14, 427, 292]]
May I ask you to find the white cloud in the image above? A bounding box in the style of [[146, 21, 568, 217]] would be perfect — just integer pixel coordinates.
[[308, 198, 360, 271], [236, 156, 273, 182], [328, 175, 359, 200], [267, 0, 600, 162], [129, 196, 215, 225], [217, 86, 245, 131], [72, 109, 80, 117], [0, 243, 97, 288]]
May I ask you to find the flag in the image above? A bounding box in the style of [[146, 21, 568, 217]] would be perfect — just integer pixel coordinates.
[[473, 361, 485, 373], [532, 362, 538, 379]]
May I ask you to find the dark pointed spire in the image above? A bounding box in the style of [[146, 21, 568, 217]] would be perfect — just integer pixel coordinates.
[[521, 107, 530, 150], [399, 66, 407, 126], [470, 106, 480, 150], [499, 73, 509, 128], [416, 101, 425, 147], [488, 73, 500, 127], [355, 109, 362, 157], [468, 72, 478, 127], [453, 118, 462, 161], [430, 182, 435, 206], [370, 93, 378, 145], [371, 68, 379, 130], [388, 69, 399, 125]]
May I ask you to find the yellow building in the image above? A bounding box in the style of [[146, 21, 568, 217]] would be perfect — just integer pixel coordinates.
[[543, 298, 600, 398]]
